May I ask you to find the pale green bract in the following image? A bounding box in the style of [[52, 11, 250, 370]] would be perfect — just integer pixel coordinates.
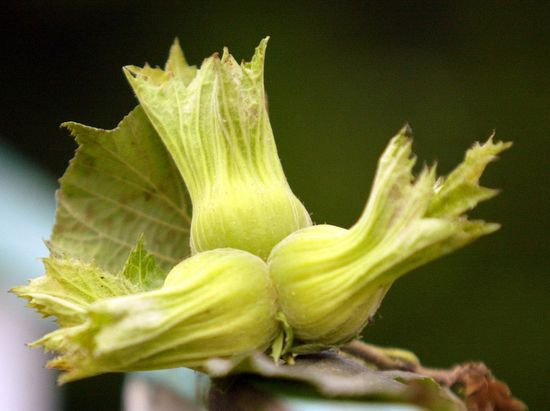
[[268, 126, 511, 345], [124, 37, 311, 260], [13, 258, 136, 327], [13, 38, 511, 386], [13, 237, 165, 328]]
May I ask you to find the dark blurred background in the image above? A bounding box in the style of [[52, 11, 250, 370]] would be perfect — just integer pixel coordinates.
[[1, 1, 548, 409]]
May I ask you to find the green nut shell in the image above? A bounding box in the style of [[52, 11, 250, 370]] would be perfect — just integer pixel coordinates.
[[268, 224, 390, 345]]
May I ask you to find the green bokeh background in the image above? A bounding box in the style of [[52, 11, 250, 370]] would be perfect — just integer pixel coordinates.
[[1, 1, 548, 409]]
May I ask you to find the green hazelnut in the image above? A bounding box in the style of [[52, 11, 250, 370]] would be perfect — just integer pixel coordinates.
[[125, 38, 311, 259]]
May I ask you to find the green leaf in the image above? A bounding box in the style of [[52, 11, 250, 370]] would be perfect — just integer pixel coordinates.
[[205, 351, 465, 410], [12, 257, 137, 327], [51, 106, 191, 273], [121, 235, 166, 290], [12, 240, 167, 326]]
